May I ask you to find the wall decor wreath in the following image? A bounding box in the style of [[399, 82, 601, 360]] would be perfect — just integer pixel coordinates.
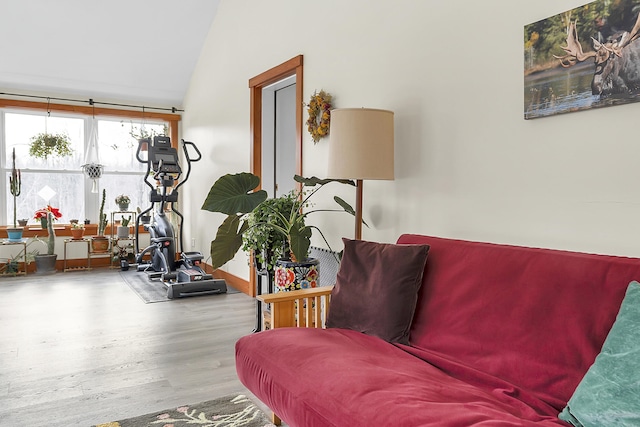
[[306, 90, 332, 143]]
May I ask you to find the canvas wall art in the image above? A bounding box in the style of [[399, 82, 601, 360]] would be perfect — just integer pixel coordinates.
[[524, 0, 640, 119]]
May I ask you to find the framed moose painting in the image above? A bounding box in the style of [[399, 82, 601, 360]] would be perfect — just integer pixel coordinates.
[[524, 0, 640, 119]]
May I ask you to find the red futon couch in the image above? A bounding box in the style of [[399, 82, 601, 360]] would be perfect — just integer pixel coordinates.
[[235, 234, 640, 426]]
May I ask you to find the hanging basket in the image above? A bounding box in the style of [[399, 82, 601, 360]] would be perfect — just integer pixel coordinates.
[[82, 163, 104, 179], [82, 163, 104, 193]]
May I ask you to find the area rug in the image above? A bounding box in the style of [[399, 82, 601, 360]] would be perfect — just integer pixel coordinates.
[[119, 270, 171, 303], [93, 393, 275, 427], [119, 269, 240, 303]]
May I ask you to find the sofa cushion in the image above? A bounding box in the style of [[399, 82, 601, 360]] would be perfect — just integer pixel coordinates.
[[236, 328, 567, 426], [558, 281, 640, 427], [326, 238, 429, 344]]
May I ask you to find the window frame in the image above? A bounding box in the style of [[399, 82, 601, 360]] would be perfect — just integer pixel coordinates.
[[0, 97, 181, 226]]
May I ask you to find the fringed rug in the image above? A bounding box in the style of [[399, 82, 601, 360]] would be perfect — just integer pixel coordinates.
[[93, 394, 275, 427]]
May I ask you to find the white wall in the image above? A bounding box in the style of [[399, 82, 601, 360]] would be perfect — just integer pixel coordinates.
[[182, 0, 640, 282]]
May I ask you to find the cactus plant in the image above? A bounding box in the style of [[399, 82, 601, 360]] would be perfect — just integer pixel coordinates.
[[98, 189, 108, 236], [46, 212, 55, 255], [9, 148, 21, 228]]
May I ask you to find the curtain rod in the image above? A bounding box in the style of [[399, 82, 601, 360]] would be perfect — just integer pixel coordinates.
[[0, 91, 184, 113]]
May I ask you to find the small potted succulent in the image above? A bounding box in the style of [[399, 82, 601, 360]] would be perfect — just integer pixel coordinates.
[[71, 222, 85, 240], [117, 215, 131, 238], [115, 194, 130, 211]]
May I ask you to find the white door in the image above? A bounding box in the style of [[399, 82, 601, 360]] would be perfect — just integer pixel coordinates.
[[262, 76, 297, 198]]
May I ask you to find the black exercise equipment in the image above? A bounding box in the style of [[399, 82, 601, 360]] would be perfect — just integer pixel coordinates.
[[135, 136, 227, 299]]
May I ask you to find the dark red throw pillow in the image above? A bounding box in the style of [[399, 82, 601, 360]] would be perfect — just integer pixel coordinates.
[[326, 238, 430, 344]]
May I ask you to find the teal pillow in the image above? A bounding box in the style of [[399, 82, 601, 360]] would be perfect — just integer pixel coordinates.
[[559, 281, 640, 427]]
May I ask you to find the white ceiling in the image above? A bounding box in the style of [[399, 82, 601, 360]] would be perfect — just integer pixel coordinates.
[[0, 0, 219, 108]]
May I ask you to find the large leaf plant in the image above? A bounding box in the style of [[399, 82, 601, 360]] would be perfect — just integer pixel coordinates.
[[201, 173, 360, 270]]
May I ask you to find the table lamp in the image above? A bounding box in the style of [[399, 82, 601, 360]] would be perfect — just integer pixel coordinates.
[[327, 108, 394, 239]]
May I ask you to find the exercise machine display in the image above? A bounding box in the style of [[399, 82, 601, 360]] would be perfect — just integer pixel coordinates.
[[135, 135, 227, 299]]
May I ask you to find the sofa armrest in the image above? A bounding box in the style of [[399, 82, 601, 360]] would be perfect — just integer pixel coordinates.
[[258, 286, 334, 329]]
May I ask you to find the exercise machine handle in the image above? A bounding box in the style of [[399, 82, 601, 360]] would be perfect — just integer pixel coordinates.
[[136, 137, 151, 163], [181, 139, 202, 163]]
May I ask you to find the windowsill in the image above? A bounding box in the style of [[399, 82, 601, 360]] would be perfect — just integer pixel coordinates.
[[0, 224, 148, 238]]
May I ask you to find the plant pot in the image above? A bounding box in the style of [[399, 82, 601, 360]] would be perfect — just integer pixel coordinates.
[[70, 228, 85, 240], [6, 227, 23, 242], [17, 219, 28, 227], [140, 215, 151, 224], [118, 203, 129, 212], [117, 226, 130, 238], [34, 254, 57, 275], [91, 236, 110, 253], [274, 257, 319, 292]]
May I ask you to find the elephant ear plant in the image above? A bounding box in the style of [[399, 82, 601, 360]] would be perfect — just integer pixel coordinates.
[[201, 173, 360, 270]]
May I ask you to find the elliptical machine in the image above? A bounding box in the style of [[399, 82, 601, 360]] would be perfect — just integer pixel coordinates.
[[135, 135, 227, 299]]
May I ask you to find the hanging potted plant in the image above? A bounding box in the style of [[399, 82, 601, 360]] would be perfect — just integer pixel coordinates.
[[91, 189, 110, 253], [28, 132, 73, 159], [202, 174, 360, 291], [33, 207, 62, 274], [7, 148, 23, 241]]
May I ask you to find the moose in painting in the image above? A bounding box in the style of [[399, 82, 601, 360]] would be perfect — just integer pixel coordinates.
[[555, 13, 640, 98]]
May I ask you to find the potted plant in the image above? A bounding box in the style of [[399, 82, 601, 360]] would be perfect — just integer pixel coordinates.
[[34, 205, 62, 229], [71, 222, 85, 240], [117, 215, 131, 238], [33, 207, 62, 274], [28, 132, 73, 159], [202, 173, 359, 290], [115, 194, 130, 211], [7, 148, 23, 241], [0, 240, 40, 275], [92, 189, 109, 252]]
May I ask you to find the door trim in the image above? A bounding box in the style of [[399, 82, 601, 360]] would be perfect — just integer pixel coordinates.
[[248, 55, 304, 297]]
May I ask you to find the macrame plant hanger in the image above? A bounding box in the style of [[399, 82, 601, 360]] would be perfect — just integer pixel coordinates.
[[81, 99, 104, 193]]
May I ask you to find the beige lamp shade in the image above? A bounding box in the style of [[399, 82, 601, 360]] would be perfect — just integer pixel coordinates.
[[328, 108, 394, 180]]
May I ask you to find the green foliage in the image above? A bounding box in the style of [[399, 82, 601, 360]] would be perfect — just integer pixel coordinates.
[[242, 192, 300, 271], [121, 215, 131, 227], [28, 132, 73, 159], [9, 148, 21, 227], [202, 173, 358, 270], [98, 189, 108, 236], [46, 212, 55, 255]]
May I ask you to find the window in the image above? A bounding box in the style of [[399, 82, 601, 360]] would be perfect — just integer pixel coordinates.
[[2, 109, 168, 226]]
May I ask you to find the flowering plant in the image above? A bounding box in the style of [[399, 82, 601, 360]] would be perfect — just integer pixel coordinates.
[[115, 194, 130, 205], [34, 205, 62, 221], [71, 222, 85, 229]]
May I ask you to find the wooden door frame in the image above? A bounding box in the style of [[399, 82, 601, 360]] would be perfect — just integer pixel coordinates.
[[248, 55, 303, 297]]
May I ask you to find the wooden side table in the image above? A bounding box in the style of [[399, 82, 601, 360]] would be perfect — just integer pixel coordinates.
[[1, 239, 28, 276], [64, 238, 92, 272]]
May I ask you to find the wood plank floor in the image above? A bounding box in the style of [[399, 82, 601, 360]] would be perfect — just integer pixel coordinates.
[[0, 268, 272, 427]]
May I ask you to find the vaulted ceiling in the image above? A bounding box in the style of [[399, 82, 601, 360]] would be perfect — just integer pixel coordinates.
[[0, 0, 219, 108]]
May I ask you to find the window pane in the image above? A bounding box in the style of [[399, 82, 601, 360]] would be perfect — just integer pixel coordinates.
[[5, 113, 84, 170], [7, 171, 85, 226], [101, 174, 150, 217], [98, 119, 166, 173]]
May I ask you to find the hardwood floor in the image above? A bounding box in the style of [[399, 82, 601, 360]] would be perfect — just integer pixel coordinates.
[[0, 268, 267, 427]]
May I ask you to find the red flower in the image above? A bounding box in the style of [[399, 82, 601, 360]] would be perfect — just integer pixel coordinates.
[[34, 205, 62, 221]]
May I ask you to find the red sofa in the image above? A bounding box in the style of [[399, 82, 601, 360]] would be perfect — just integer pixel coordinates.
[[236, 234, 640, 426]]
